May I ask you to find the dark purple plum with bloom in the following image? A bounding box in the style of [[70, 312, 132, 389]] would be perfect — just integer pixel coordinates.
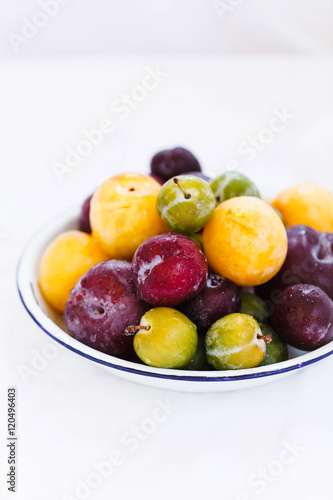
[[271, 284, 333, 351], [64, 260, 150, 361], [257, 225, 333, 302], [79, 194, 93, 234], [151, 147, 201, 181], [179, 273, 241, 334]]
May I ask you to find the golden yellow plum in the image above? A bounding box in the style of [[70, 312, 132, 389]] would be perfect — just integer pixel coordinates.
[[202, 197, 287, 287], [39, 230, 108, 312], [90, 172, 167, 260]]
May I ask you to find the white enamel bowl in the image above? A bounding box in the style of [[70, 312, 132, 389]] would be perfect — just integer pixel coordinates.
[[17, 207, 333, 392]]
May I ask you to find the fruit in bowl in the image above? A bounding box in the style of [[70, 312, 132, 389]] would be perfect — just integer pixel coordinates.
[[210, 171, 260, 206], [271, 284, 333, 351], [132, 232, 208, 307], [205, 313, 271, 370], [272, 184, 333, 232], [130, 307, 198, 368], [202, 196, 288, 287], [33, 144, 333, 376], [79, 194, 93, 234], [258, 324, 288, 366], [256, 225, 333, 302], [39, 230, 109, 312], [90, 172, 167, 260], [64, 260, 150, 361], [240, 292, 270, 324], [157, 175, 215, 234], [179, 273, 241, 335], [150, 146, 201, 182]]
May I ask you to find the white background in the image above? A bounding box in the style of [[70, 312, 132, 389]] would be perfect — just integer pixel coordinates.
[[1, 2, 333, 500], [1, 0, 333, 56]]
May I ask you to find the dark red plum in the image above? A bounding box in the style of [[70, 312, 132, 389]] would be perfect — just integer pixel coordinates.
[[79, 194, 93, 234], [151, 147, 201, 182], [179, 273, 241, 334], [271, 284, 333, 351], [133, 232, 208, 307], [256, 225, 333, 303], [64, 260, 150, 361]]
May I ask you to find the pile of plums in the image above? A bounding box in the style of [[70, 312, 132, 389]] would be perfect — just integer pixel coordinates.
[[47, 145, 333, 369], [257, 225, 333, 351]]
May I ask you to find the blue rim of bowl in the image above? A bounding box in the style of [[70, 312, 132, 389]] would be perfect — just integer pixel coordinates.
[[17, 274, 333, 383], [16, 209, 333, 384]]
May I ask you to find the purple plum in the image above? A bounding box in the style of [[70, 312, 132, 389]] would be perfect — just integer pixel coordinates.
[[151, 147, 201, 181], [271, 284, 333, 351], [257, 225, 333, 302], [64, 260, 150, 361], [79, 194, 93, 234], [179, 273, 241, 334]]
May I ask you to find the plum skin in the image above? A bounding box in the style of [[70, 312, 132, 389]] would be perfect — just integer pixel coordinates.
[[151, 147, 201, 181], [133, 307, 198, 369], [258, 324, 288, 366], [79, 194, 93, 234], [150, 174, 164, 185], [179, 273, 241, 335], [64, 260, 150, 361], [156, 175, 216, 235], [271, 284, 333, 351], [133, 232, 208, 307], [257, 225, 333, 302]]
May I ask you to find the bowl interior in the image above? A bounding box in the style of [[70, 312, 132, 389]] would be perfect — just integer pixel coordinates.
[[17, 206, 333, 384]]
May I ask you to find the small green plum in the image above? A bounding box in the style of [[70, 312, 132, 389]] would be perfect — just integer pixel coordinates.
[[210, 172, 260, 206], [205, 313, 271, 370], [156, 175, 215, 234], [188, 232, 203, 251], [240, 291, 270, 324], [259, 324, 288, 366], [183, 336, 212, 371], [130, 307, 198, 368]]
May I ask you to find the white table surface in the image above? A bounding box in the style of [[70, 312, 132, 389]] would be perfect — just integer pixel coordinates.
[[1, 56, 333, 500]]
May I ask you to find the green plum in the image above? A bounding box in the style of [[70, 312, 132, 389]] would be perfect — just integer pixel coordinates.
[[188, 232, 203, 251], [156, 175, 215, 234], [210, 172, 260, 206], [205, 313, 271, 370], [130, 307, 198, 369], [240, 291, 270, 324], [183, 336, 212, 370], [258, 324, 288, 366]]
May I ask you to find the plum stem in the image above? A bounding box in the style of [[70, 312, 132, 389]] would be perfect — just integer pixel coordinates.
[[124, 325, 151, 336], [257, 333, 272, 344], [173, 177, 191, 199]]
